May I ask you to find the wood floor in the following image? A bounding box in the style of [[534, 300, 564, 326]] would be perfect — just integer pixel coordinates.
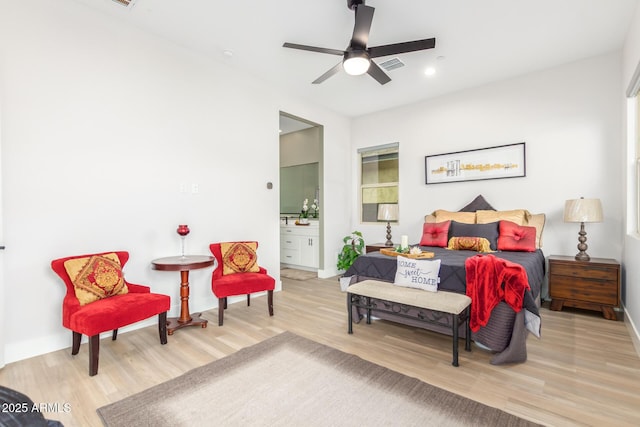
[[1, 275, 639, 427]]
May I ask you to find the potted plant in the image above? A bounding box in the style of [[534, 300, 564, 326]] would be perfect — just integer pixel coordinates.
[[299, 198, 309, 224], [337, 231, 364, 271]]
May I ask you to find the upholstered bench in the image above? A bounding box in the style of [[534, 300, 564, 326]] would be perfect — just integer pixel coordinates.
[[347, 279, 472, 366]]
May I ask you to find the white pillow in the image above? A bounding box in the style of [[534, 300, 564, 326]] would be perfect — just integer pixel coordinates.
[[394, 256, 441, 292]]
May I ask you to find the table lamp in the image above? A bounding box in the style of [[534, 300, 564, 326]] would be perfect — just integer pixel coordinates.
[[377, 204, 399, 247], [563, 197, 603, 261]]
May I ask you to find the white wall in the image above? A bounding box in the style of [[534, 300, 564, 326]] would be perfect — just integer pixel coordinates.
[[0, 0, 351, 363], [352, 53, 624, 300], [0, 80, 4, 368], [622, 3, 640, 345], [280, 127, 322, 167]]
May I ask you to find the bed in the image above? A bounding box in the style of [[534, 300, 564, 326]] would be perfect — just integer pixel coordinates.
[[343, 195, 546, 365]]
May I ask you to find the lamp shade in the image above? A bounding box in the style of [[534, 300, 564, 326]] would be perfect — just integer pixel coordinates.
[[563, 198, 603, 223], [377, 204, 399, 222]]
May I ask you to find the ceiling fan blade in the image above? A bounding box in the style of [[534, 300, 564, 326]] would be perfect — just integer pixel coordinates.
[[368, 38, 436, 58], [350, 5, 375, 48], [367, 61, 391, 85], [283, 42, 345, 56], [312, 62, 344, 84]]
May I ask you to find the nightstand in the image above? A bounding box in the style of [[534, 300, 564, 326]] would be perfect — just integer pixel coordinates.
[[365, 243, 392, 253], [548, 255, 620, 320]]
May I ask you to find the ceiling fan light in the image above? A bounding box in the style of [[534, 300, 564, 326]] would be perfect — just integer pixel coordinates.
[[343, 55, 370, 76]]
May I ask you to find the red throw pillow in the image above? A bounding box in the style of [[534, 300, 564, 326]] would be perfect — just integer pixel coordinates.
[[498, 221, 536, 252], [420, 221, 451, 247]]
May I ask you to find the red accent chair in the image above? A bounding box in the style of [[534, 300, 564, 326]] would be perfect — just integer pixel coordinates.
[[51, 251, 171, 376], [209, 242, 275, 326]]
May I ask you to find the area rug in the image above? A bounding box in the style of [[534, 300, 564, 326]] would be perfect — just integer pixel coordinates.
[[280, 268, 317, 281], [97, 332, 540, 427]]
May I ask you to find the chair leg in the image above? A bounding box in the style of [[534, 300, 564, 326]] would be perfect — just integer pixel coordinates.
[[268, 290, 274, 316], [218, 298, 225, 326], [159, 312, 168, 344], [247, 294, 251, 306], [89, 335, 100, 376], [112, 329, 118, 341], [72, 331, 82, 355], [223, 297, 228, 309]]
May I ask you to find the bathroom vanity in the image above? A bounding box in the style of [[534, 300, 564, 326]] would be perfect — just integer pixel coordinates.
[[280, 221, 319, 270]]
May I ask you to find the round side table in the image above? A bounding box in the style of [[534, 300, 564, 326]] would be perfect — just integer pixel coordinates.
[[151, 255, 215, 334]]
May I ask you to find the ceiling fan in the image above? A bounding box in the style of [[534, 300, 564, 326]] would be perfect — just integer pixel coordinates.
[[283, 0, 436, 85]]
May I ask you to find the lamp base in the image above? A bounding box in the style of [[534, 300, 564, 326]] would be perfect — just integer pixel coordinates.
[[574, 222, 590, 261], [384, 222, 393, 246], [575, 252, 590, 261]]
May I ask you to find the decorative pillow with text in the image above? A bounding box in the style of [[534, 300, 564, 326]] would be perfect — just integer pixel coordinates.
[[394, 256, 441, 292]]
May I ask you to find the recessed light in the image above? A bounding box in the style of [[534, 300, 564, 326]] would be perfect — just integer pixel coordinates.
[[424, 67, 436, 76], [223, 50, 234, 58]]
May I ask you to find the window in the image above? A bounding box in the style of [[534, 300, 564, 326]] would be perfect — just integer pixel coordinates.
[[358, 143, 399, 223]]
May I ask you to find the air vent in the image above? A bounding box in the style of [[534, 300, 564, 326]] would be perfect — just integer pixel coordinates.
[[111, 0, 137, 8], [379, 57, 405, 72]]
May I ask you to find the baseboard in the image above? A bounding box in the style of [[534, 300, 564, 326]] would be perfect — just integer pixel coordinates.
[[4, 318, 159, 364], [280, 263, 317, 272], [623, 304, 640, 358], [318, 268, 338, 279]]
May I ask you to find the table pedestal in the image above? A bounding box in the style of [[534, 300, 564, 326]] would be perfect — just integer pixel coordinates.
[[151, 255, 216, 335], [164, 270, 208, 334]]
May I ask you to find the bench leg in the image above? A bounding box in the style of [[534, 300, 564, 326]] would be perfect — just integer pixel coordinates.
[[465, 306, 471, 352], [347, 293, 353, 334], [452, 313, 459, 367]]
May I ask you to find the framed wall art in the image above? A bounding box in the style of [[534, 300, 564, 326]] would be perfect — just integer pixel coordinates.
[[425, 142, 526, 185]]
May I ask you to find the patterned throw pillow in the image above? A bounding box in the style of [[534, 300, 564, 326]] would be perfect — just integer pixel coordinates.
[[419, 220, 451, 247], [447, 236, 493, 252], [220, 242, 260, 275], [63, 253, 128, 306], [498, 220, 536, 252]]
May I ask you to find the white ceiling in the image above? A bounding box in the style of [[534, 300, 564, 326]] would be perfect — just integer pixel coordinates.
[[74, 0, 638, 117]]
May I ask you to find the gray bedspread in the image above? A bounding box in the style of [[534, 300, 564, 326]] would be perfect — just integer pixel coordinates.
[[343, 247, 546, 364]]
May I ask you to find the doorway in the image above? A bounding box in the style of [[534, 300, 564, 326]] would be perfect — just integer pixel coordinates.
[[279, 112, 324, 272]]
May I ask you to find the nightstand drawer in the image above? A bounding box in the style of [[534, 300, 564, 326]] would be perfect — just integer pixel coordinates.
[[550, 276, 618, 305], [550, 263, 618, 281], [366, 243, 390, 253]]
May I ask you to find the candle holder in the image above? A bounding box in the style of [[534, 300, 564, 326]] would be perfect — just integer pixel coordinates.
[[177, 224, 190, 258]]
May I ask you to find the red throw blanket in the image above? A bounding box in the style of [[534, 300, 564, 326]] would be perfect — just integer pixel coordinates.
[[464, 254, 530, 332]]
